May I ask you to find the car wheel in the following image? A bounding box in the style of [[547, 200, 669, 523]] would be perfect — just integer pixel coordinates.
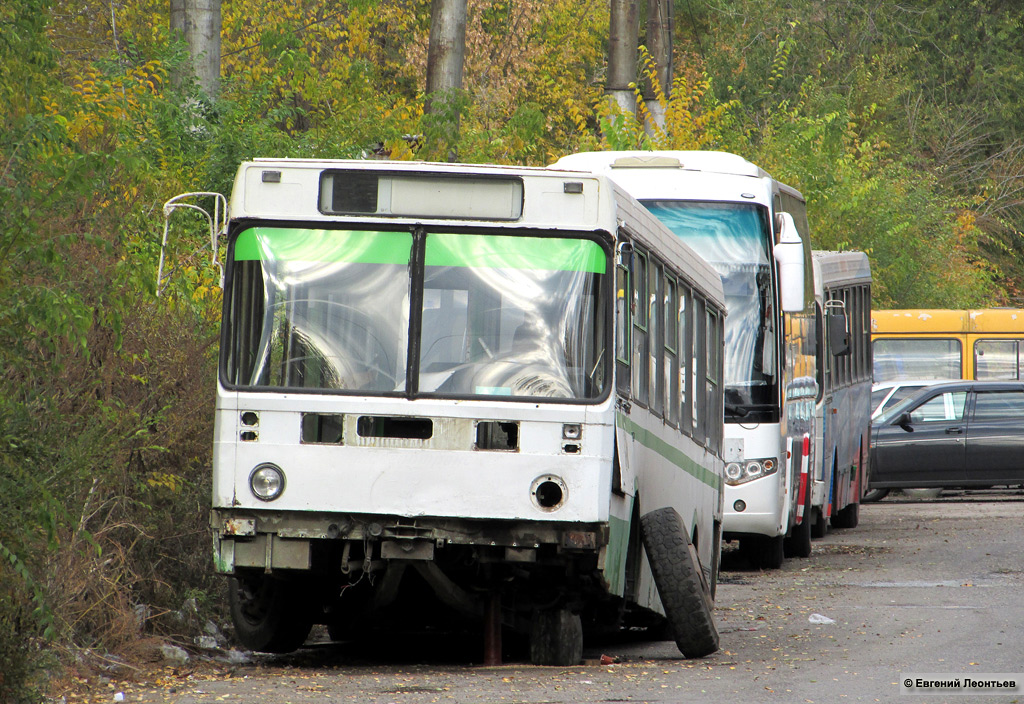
[[862, 488, 889, 503]]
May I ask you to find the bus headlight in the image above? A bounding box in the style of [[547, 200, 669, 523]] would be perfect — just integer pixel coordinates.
[[724, 458, 778, 486], [250, 463, 285, 501]]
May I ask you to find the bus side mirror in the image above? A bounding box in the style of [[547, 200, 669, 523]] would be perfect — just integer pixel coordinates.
[[773, 212, 805, 313], [828, 310, 850, 356]]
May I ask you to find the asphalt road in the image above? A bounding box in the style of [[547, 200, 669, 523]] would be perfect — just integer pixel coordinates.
[[124, 491, 1024, 704]]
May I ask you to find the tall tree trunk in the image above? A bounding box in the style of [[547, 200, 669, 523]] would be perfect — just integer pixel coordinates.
[[170, 0, 185, 37], [170, 0, 221, 97], [169, 0, 186, 88], [425, 0, 468, 160], [644, 0, 673, 131], [607, 0, 639, 116]]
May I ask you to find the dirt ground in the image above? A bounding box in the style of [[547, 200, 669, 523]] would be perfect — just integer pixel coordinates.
[[61, 490, 1024, 704]]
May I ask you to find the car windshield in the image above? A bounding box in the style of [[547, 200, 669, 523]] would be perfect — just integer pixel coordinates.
[[221, 226, 609, 401], [874, 394, 919, 425], [871, 384, 927, 419]]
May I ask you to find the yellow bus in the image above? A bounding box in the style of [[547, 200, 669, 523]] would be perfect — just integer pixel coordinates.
[[871, 309, 1024, 381]]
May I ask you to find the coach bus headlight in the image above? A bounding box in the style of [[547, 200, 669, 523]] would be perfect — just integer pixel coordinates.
[[724, 458, 779, 486], [250, 463, 285, 501]]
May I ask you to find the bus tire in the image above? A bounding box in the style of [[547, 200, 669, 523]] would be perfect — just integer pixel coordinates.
[[529, 609, 583, 666], [831, 500, 860, 529], [811, 508, 828, 539], [784, 479, 812, 558], [228, 572, 314, 654], [742, 534, 785, 569], [862, 488, 889, 502], [326, 582, 373, 642], [640, 507, 719, 658]]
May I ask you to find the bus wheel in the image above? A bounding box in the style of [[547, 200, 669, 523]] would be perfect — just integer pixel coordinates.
[[529, 609, 583, 666], [862, 488, 889, 502], [228, 572, 313, 653], [811, 508, 828, 539], [326, 582, 373, 642], [831, 500, 860, 529], [742, 534, 785, 569], [784, 481, 813, 558], [640, 507, 719, 658]]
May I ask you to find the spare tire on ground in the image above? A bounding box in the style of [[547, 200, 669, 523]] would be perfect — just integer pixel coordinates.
[[640, 507, 719, 658]]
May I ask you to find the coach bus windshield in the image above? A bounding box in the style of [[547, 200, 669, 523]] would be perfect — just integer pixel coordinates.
[[221, 227, 609, 401], [642, 201, 777, 416]]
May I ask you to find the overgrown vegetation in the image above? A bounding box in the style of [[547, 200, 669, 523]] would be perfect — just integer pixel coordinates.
[[2, 0, 1022, 698]]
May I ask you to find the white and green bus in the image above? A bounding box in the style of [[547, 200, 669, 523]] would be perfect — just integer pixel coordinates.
[[165, 159, 726, 665]]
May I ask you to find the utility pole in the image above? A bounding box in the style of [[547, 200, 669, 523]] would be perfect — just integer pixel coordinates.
[[644, 0, 674, 131], [607, 0, 639, 115], [170, 0, 221, 97], [425, 0, 468, 161]]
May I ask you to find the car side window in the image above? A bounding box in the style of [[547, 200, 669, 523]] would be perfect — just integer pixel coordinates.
[[909, 391, 967, 423], [972, 390, 1024, 421]]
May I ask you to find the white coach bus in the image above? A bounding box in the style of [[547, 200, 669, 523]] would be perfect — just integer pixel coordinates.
[[810, 251, 872, 534], [553, 151, 817, 569], [163, 159, 726, 665]]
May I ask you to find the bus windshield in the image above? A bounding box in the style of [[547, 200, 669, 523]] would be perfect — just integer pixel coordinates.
[[222, 227, 609, 401], [643, 201, 776, 412]]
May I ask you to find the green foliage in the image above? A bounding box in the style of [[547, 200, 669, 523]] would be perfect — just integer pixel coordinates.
[[685, 0, 1022, 303], [2, 0, 1024, 695]]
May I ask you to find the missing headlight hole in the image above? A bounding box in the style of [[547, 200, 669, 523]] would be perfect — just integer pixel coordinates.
[[535, 481, 563, 508], [532, 476, 566, 510]]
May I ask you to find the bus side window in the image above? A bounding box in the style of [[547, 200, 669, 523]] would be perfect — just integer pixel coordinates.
[[615, 259, 631, 397], [843, 286, 851, 384], [679, 284, 692, 436], [693, 293, 707, 445], [632, 250, 649, 406], [814, 302, 825, 401], [975, 339, 1019, 380], [650, 260, 664, 417], [664, 275, 679, 427], [707, 308, 722, 453], [861, 285, 872, 381]]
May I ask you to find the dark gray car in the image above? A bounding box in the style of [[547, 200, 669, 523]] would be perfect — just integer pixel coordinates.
[[867, 380, 1024, 499]]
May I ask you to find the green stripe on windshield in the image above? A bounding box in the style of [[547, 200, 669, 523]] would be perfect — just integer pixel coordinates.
[[425, 233, 606, 273], [233, 228, 412, 264], [232, 228, 605, 273]]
